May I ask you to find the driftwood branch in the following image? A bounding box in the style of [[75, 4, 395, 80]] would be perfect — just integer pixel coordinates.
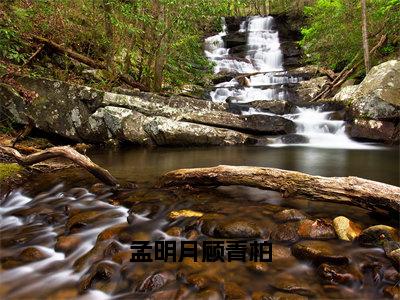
[[159, 165, 400, 214], [0, 145, 119, 186], [22, 44, 45, 67], [30, 35, 149, 92], [312, 35, 387, 101]]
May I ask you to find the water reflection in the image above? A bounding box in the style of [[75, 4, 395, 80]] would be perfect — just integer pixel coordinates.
[[88, 146, 399, 186]]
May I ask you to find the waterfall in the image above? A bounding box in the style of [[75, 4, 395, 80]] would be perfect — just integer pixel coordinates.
[[206, 16, 296, 103], [246, 16, 283, 72], [282, 107, 377, 149], [205, 16, 378, 149]]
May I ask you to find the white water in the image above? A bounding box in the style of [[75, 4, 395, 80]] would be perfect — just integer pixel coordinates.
[[0, 186, 129, 299], [205, 16, 379, 149], [279, 107, 381, 149]]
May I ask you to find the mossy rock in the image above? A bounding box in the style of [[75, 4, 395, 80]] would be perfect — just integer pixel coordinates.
[[0, 163, 23, 181]]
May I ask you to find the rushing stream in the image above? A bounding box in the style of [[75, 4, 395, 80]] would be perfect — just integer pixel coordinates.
[[0, 15, 399, 300]]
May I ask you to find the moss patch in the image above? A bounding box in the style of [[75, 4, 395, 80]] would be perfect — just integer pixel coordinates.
[[0, 163, 23, 181]]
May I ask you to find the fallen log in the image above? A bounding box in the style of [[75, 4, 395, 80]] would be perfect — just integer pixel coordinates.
[[30, 35, 149, 92], [0, 145, 119, 186], [159, 165, 400, 214]]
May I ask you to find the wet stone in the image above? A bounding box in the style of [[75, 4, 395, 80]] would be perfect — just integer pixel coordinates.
[[55, 235, 81, 253], [270, 273, 316, 297], [165, 226, 182, 237], [273, 208, 307, 223], [187, 273, 210, 289], [18, 247, 48, 263], [97, 223, 129, 241], [271, 222, 300, 243], [213, 220, 262, 238], [79, 261, 119, 293], [356, 225, 399, 247], [103, 241, 123, 257], [168, 209, 204, 220], [272, 244, 293, 260], [270, 292, 308, 300], [383, 285, 400, 299], [66, 211, 103, 233], [333, 216, 362, 241], [223, 282, 248, 299], [384, 267, 400, 283], [317, 263, 361, 285], [136, 272, 174, 293], [291, 241, 350, 265], [112, 250, 132, 265], [298, 219, 337, 240], [195, 288, 221, 300], [246, 261, 269, 273]]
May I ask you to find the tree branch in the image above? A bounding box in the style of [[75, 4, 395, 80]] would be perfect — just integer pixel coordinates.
[[0, 145, 119, 186]]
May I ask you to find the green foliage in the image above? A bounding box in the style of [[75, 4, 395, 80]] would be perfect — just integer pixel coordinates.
[[0, 27, 27, 64], [300, 0, 400, 71], [1, 0, 233, 91], [0, 163, 23, 181]]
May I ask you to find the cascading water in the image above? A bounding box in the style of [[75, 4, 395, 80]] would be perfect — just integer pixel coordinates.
[[280, 107, 379, 149], [205, 16, 379, 149], [206, 16, 297, 103]]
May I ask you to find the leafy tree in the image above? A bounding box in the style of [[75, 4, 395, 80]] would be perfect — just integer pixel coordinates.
[[300, 0, 400, 72]]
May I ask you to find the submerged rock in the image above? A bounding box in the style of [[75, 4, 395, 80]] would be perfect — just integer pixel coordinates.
[[291, 241, 350, 265], [269, 292, 308, 300], [271, 222, 300, 243], [270, 273, 316, 297], [317, 263, 361, 285], [213, 220, 263, 239], [280, 134, 309, 144], [223, 282, 248, 299], [136, 272, 174, 293], [333, 216, 362, 241], [298, 219, 337, 240], [19, 247, 48, 263], [55, 235, 81, 253], [274, 209, 307, 223]]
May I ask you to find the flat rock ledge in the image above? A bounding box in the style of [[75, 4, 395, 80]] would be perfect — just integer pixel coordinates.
[[0, 77, 296, 146]]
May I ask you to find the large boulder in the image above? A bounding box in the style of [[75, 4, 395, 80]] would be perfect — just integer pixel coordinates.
[[142, 116, 254, 146], [294, 76, 329, 103], [334, 60, 400, 144], [345, 119, 399, 143], [0, 79, 107, 143], [102, 91, 296, 135]]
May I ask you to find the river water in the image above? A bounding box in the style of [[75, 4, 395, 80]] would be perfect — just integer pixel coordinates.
[[0, 15, 399, 300]]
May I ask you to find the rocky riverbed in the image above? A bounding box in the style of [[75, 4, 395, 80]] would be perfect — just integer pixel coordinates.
[[0, 162, 399, 299]]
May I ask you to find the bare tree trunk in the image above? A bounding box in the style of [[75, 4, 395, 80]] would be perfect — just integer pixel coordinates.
[[103, 0, 114, 67], [0, 146, 119, 186], [159, 165, 400, 215], [361, 0, 370, 72]]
